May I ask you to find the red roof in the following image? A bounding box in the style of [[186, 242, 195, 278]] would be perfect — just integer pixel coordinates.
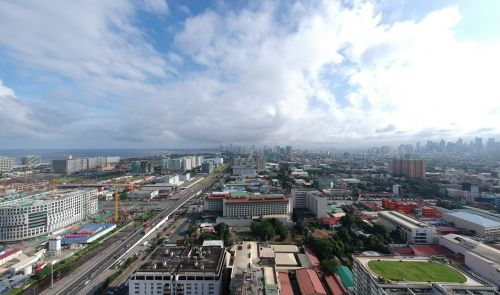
[[225, 196, 289, 204], [321, 217, 341, 225], [412, 245, 454, 256], [0, 249, 21, 260], [304, 246, 320, 267], [296, 268, 327, 295], [324, 274, 348, 295], [278, 272, 294, 295]]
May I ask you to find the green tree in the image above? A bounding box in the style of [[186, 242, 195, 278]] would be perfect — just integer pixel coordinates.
[[321, 258, 340, 275]]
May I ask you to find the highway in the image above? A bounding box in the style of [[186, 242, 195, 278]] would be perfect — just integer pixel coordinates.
[[52, 171, 224, 295]]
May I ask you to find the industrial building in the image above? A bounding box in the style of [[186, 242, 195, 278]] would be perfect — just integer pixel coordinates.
[[443, 211, 500, 241], [0, 249, 22, 267], [291, 189, 328, 218], [377, 211, 436, 244], [352, 255, 498, 295], [0, 189, 98, 242], [439, 234, 500, 286], [0, 156, 14, 172], [390, 159, 426, 178], [128, 245, 226, 295]]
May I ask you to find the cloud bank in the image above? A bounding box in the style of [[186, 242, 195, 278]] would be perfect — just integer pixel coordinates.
[[0, 1, 499, 148]]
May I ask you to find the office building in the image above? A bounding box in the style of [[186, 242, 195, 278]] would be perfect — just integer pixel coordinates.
[[291, 189, 328, 218], [392, 184, 401, 197], [377, 211, 436, 244], [439, 234, 500, 286], [202, 162, 214, 174], [443, 211, 500, 241], [21, 155, 41, 166], [391, 159, 426, 178], [0, 189, 98, 242], [129, 245, 225, 295], [0, 156, 14, 172]]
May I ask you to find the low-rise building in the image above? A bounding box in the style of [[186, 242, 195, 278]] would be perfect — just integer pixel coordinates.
[[377, 211, 436, 244], [128, 189, 159, 200], [352, 255, 498, 295], [443, 211, 500, 241], [129, 245, 226, 295], [439, 234, 500, 286]]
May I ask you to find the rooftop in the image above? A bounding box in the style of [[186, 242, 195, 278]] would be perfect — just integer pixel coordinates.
[[136, 245, 225, 275], [441, 234, 500, 264], [0, 189, 95, 209], [445, 211, 500, 228], [296, 268, 327, 295], [379, 210, 432, 229]]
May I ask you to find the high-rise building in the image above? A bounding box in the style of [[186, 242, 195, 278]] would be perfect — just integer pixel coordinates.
[[201, 162, 214, 173], [391, 159, 426, 178], [0, 156, 15, 172], [21, 155, 41, 166]]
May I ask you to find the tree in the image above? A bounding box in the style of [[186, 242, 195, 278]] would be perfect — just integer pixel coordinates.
[[341, 214, 353, 228], [321, 258, 340, 275], [214, 223, 231, 245]]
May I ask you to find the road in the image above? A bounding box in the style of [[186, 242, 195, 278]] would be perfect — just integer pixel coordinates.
[[49, 170, 224, 295]]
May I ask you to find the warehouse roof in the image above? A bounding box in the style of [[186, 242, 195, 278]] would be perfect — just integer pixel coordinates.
[[446, 211, 500, 228]]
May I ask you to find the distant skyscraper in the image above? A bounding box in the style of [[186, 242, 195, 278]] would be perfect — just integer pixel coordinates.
[[391, 159, 426, 178], [285, 146, 292, 156]]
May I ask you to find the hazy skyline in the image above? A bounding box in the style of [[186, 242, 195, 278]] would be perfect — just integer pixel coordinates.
[[1, 0, 499, 148]]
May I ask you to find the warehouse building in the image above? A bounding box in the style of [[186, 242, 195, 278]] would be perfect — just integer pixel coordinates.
[[129, 245, 225, 295], [377, 211, 436, 244], [0, 189, 98, 242], [443, 211, 500, 241]]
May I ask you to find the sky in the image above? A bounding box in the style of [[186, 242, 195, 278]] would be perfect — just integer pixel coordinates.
[[0, 0, 499, 149]]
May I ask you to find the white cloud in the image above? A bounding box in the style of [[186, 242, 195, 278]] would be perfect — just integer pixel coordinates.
[[0, 1, 499, 147]]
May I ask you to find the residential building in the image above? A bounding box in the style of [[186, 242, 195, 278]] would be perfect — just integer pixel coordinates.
[[291, 189, 328, 218], [377, 211, 436, 244], [21, 155, 41, 166], [0, 156, 14, 172], [391, 159, 426, 178], [53, 156, 120, 174], [0, 189, 98, 242], [443, 211, 500, 241], [129, 245, 225, 295], [439, 234, 500, 286]]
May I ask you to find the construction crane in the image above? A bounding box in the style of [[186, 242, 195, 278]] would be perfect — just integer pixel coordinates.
[[113, 184, 135, 224]]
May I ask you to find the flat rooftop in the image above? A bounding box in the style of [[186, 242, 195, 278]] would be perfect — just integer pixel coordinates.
[[0, 189, 95, 208], [137, 246, 225, 275], [445, 211, 500, 228]]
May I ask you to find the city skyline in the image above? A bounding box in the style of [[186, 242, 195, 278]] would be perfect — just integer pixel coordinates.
[[1, 0, 500, 148]]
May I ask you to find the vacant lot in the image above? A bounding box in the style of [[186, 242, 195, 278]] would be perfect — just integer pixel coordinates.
[[368, 260, 466, 283]]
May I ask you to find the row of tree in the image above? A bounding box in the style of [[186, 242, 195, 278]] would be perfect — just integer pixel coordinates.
[[250, 218, 287, 241]]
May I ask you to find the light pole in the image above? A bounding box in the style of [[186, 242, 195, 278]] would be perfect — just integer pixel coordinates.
[[50, 260, 54, 289]]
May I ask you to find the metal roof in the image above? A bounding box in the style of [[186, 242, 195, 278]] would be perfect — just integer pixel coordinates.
[[447, 211, 500, 227]]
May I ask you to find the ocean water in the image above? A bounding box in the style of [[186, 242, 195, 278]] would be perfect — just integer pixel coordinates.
[[0, 148, 218, 164]]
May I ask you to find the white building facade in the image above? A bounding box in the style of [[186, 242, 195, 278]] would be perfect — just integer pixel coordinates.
[[0, 189, 98, 242], [378, 211, 436, 244]]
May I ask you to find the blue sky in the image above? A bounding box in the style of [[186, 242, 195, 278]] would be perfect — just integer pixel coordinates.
[[0, 0, 499, 148]]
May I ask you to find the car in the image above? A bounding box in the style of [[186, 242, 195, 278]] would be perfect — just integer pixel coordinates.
[[84, 280, 90, 286]]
